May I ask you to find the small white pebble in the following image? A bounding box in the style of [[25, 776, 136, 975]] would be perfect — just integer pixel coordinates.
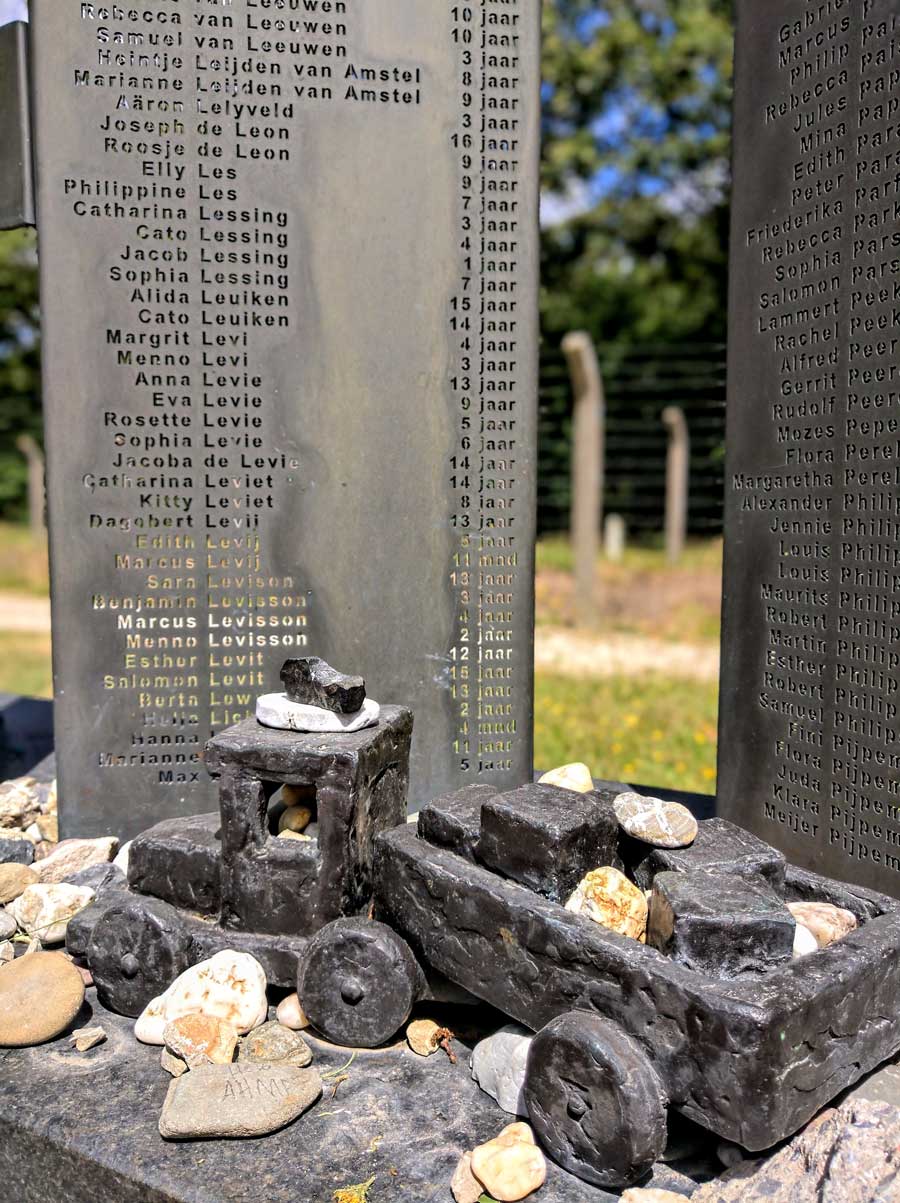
[[793, 923, 818, 958]]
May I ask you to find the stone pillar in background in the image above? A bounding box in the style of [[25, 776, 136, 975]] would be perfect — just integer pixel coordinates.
[[604, 514, 626, 563], [563, 331, 605, 627], [15, 435, 44, 537], [662, 406, 689, 565], [0, 21, 33, 230]]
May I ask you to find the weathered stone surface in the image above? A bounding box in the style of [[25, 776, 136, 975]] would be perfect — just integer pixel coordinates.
[[159, 1063, 322, 1140], [72, 1025, 107, 1053], [792, 925, 818, 959], [0, 952, 85, 1047], [629, 818, 786, 893], [621, 1191, 688, 1202], [538, 764, 594, 794], [127, 814, 222, 917], [470, 1024, 532, 1116], [648, 872, 795, 978], [787, 902, 857, 949], [35, 837, 118, 885], [8, 882, 95, 944], [0, 991, 708, 1202], [0, 941, 14, 965], [85, 893, 193, 1018], [0, 862, 37, 903], [418, 784, 497, 862], [614, 793, 698, 849], [161, 1047, 188, 1078], [278, 806, 313, 834], [256, 693, 380, 734], [204, 708, 412, 939], [0, 910, 16, 940], [164, 1014, 238, 1068], [64, 862, 125, 895], [691, 1101, 900, 1202], [375, 824, 900, 1154], [407, 1017, 442, 1057], [451, 1152, 484, 1203], [276, 993, 309, 1031], [477, 784, 621, 903], [526, 1012, 667, 1189], [0, 777, 42, 829], [0, 835, 34, 866], [566, 866, 648, 942], [299, 917, 420, 1048], [36, 814, 58, 842], [136, 951, 268, 1046], [238, 1020, 312, 1068], [471, 1122, 547, 1201], [280, 657, 366, 715]]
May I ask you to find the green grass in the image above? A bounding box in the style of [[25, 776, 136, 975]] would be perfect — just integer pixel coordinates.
[[0, 631, 52, 698], [0, 522, 49, 595], [535, 670, 718, 796]]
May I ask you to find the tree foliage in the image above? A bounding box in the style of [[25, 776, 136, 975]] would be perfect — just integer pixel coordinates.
[[0, 229, 41, 520], [540, 0, 734, 348]]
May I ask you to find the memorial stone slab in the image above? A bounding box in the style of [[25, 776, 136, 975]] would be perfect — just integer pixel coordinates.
[[719, 0, 900, 897], [26, 0, 540, 840]]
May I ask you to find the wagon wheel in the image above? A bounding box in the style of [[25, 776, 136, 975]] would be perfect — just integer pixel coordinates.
[[89, 897, 192, 1018], [524, 1011, 668, 1189], [298, 918, 420, 1048]]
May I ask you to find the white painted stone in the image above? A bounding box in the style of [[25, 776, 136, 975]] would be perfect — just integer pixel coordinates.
[[793, 924, 818, 959], [113, 840, 132, 877], [256, 693, 380, 734], [470, 1024, 533, 1116], [135, 950, 269, 1046], [7, 883, 95, 945], [538, 763, 594, 793]]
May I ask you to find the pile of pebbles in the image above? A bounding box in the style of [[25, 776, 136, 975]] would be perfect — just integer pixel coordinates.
[[0, 773, 127, 1048], [536, 771, 859, 980]]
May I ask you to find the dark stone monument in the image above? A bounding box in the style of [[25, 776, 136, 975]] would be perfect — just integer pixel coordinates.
[[718, 0, 900, 898], [22, 0, 541, 840]]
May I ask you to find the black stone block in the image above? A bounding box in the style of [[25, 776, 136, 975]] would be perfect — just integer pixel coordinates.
[[375, 823, 900, 1154], [476, 783, 620, 902], [629, 817, 786, 892], [0, 837, 34, 865], [203, 707, 412, 936], [65, 863, 125, 894], [417, 783, 496, 861], [647, 870, 795, 978], [280, 657, 366, 714], [128, 813, 222, 917]]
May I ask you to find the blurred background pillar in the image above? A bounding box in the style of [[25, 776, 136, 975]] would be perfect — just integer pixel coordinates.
[[563, 331, 604, 626], [16, 433, 44, 536], [662, 406, 689, 564]]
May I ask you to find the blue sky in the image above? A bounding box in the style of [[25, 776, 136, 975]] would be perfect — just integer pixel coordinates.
[[0, 0, 27, 23]]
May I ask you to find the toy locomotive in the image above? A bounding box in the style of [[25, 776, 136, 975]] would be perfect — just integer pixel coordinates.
[[67, 660, 900, 1190]]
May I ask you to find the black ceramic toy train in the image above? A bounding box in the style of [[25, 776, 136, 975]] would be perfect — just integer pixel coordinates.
[[67, 661, 900, 1190]]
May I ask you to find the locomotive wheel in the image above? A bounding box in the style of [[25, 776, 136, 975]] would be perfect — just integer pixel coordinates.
[[524, 1011, 667, 1189], [89, 896, 192, 1017], [298, 918, 419, 1048]]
